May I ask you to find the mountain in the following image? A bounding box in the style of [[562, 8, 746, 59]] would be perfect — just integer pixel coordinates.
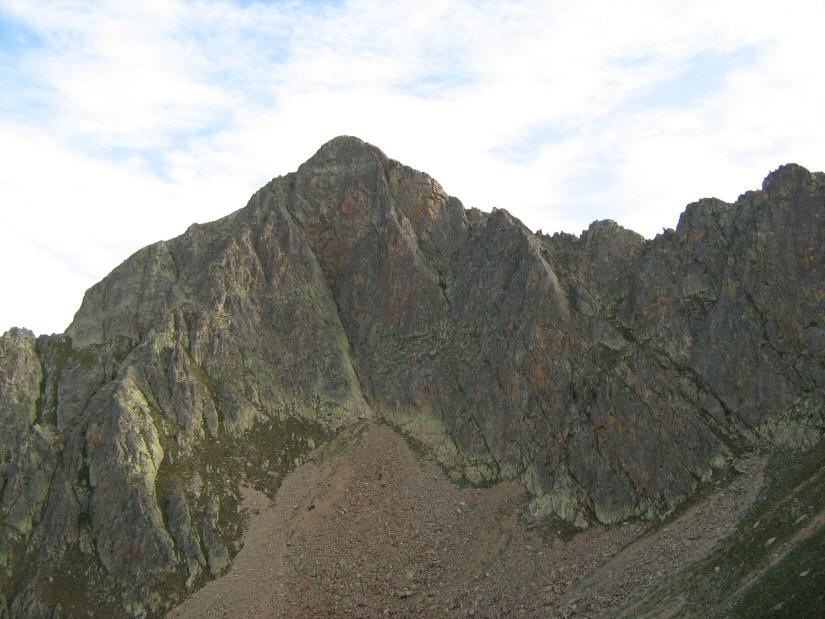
[[0, 136, 823, 616]]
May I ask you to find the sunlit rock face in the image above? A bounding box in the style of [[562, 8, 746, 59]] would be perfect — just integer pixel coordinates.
[[1, 136, 823, 615]]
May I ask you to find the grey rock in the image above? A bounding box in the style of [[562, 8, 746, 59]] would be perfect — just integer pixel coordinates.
[[202, 496, 229, 578], [165, 487, 205, 588], [0, 138, 823, 613], [0, 329, 42, 468]]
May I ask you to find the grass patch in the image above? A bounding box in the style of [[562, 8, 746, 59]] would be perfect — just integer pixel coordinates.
[[733, 524, 825, 615], [36, 545, 128, 618], [626, 440, 825, 617]]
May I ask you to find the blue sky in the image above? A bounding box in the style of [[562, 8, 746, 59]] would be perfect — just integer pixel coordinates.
[[1, 0, 824, 335]]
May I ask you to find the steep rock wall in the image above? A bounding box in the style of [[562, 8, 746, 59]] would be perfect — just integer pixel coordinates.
[[0, 137, 823, 615]]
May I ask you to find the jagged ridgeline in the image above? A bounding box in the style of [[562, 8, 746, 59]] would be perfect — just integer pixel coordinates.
[[1, 136, 824, 615]]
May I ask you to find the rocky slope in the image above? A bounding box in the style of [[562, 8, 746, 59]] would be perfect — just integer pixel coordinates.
[[0, 136, 823, 615], [166, 421, 774, 618]]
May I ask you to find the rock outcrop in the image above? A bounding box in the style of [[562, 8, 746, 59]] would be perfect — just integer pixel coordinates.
[[0, 136, 823, 615]]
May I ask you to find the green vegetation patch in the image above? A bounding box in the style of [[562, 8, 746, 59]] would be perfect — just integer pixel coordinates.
[[626, 440, 825, 617], [35, 545, 127, 618], [157, 415, 329, 502], [733, 524, 825, 615]]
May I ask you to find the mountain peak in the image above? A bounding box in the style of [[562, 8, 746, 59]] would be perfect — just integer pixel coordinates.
[[299, 135, 388, 173], [2, 141, 825, 616], [762, 162, 816, 195]]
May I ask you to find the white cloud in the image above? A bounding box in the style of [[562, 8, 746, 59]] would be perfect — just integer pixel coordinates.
[[1, 0, 824, 334]]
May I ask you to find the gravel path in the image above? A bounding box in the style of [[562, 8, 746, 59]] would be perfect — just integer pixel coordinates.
[[168, 422, 766, 618]]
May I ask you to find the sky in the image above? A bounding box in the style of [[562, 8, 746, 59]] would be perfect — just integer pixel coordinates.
[[1, 0, 824, 335]]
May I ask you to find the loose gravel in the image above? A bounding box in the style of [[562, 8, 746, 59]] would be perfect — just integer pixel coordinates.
[[168, 422, 766, 618]]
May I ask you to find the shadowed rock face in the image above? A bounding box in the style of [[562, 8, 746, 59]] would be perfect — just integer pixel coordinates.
[[0, 136, 823, 615]]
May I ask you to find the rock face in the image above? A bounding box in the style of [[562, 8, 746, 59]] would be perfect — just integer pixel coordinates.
[[0, 136, 823, 615]]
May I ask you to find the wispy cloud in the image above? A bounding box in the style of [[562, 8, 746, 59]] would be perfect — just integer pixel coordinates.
[[1, 0, 824, 334], [620, 45, 764, 113]]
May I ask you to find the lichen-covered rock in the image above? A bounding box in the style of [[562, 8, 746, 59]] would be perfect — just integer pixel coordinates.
[[165, 488, 205, 589], [0, 329, 42, 467], [201, 496, 229, 578], [0, 425, 56, 536], [84, 373, 175, 581], [0, 137, 823, 614]]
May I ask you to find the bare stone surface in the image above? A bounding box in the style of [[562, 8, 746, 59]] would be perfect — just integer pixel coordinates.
[[0, 137, 823, 615]]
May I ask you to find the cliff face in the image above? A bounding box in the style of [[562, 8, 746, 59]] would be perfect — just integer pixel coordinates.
[[1, 136, 823, 615]]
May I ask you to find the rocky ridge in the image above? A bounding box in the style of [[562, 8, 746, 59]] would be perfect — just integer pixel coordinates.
[[0, 136, 823, 615]]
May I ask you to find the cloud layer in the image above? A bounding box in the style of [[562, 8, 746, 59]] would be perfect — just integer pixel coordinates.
[[2, 0, 824, 334]]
